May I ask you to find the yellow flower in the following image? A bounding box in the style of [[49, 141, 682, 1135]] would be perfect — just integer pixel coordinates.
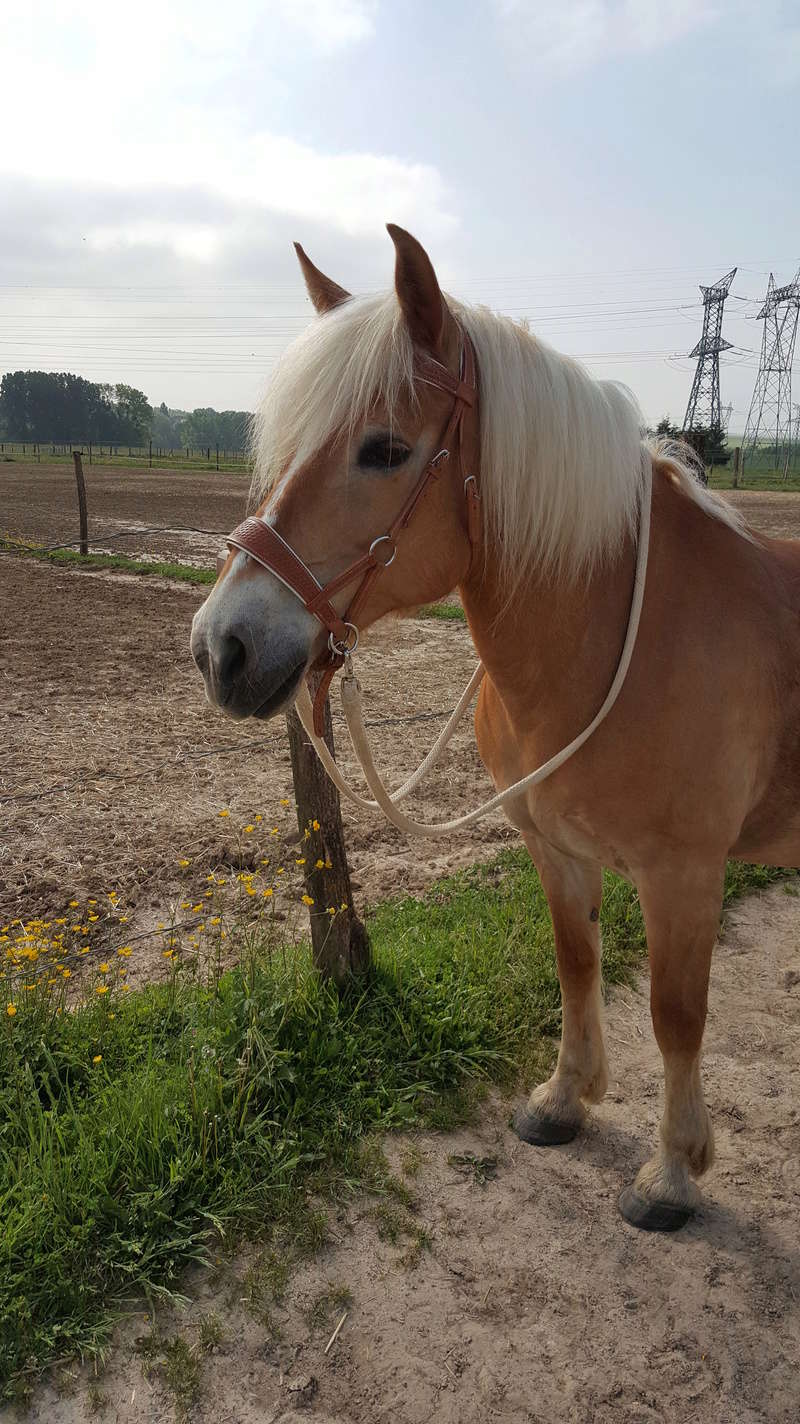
[[88, 899, 97, 906], [6, 1004, 16, 1017], [108, 1013, 115, 1019], [340, 902, 348, 911], [301, 894, 315, 907], [54, 918, 67, 925], [325, 860, 332, 870], [245, 886, 256, 897], [119, 915, 129, 923], [122, 983, 131, 992], [295, 857, 306, 866], [178, 859, 191, 868], [262, 889, 273, 900], [311, 819, 320, 831], [192, 903, 203, 913], [88, 914, 99, 923], [243, 824, 254, 833], [98, 963, 110, 974], [218, 809, 230, 818], [95, 985, 109, 995], [181, 901, 191, 910], [79, 947, 90, 955], [270, 827, 279, 837], [327, 907, 336, 917], [254, 814, 263, 822], [210, 916, 221, 924], [315, 859, 325, 869], [62, 968, 71, 979], [93, 1054, 102, 1064], [163, 950, 174, 958], [68, 900, 79, 908], [280, 798, 290, 807], [117, 947, 131, 957]]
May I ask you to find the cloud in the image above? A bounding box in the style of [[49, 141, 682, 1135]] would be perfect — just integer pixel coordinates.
[[493, 0, 719, 73], [0, 0, 453, 260]]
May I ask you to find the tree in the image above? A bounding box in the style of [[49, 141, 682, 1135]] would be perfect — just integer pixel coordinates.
[[655, 416, 681, 438], [112, 384, 152, 443]]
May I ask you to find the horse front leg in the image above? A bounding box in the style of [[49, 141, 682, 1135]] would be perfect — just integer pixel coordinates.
[[619, 860, 724, 1232], [514, 838, 609, 1146]]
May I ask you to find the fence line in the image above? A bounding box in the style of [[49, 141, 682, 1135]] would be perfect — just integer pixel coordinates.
[[0, 439, 251, 470]]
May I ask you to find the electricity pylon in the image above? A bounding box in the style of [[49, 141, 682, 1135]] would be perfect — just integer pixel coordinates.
[[683, 268, 737, 435], [741, 269, 800, 474]]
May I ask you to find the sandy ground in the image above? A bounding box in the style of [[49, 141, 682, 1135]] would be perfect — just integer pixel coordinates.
[[0, 557, 510, 987], [13, 879, 800, 1424]]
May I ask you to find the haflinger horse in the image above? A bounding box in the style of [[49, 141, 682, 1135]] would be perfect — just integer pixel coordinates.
[[191, 224, 800, 1234]]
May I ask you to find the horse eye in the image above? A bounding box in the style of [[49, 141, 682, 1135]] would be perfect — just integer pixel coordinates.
[[357, 436, 410, 471]]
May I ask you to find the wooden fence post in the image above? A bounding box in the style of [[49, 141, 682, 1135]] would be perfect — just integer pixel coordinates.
[[72, 450, 89, 556], [285, 670, 370, 985]]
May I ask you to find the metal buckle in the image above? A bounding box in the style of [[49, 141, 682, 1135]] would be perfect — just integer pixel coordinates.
[[328, 623, 359, 657], [430, 448, 450, 469], [464, 475, 478, 496], [368, 534, 397, 567]]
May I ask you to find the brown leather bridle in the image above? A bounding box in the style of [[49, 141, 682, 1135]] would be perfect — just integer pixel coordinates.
[[223, 330, 479, 735]]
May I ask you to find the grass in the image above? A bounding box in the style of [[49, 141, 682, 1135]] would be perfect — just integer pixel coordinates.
[[0, 533, 215, 586], [417, 601, 467, 623], [0, 851, 789, 1398]]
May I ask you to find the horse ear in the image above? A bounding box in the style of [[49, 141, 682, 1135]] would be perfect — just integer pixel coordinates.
[[294, 242, 351, 314], [387, 223, 446, 353]]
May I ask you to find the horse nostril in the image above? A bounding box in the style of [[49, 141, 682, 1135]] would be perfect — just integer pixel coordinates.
[[216, 634, 247, 693]]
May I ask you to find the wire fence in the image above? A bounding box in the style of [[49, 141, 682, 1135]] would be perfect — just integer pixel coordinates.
[[0, 439, 250, 471]]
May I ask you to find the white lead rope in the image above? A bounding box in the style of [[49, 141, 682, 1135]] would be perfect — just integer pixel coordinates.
[[294, 459, 652, 839]]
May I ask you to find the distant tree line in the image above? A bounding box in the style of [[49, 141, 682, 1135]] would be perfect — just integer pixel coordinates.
[[0, 371, 252, 450]]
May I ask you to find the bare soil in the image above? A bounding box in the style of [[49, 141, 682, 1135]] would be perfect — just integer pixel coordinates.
[[0, 557, 510, 987], [14, 880, 800, 1424]]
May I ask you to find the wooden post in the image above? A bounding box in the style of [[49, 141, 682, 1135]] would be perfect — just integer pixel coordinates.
[[732, 445, 741, 488], [285, 670, 370, 985], [72, 449, 89, 556], [216, 442, 219, 471]]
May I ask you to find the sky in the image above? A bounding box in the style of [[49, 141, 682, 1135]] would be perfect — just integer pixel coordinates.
[[2, 0, 799, 429]]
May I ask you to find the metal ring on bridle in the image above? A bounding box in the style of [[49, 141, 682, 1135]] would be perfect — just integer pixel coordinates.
[[329, 623, 359, 657], [368, 535, 397, 568]]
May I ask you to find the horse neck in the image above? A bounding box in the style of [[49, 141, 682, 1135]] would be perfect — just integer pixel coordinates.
[[459, 519, 638, 738]]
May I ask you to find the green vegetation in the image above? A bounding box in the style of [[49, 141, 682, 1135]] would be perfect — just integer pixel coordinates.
[[0, 534, 215, 586], [0, 853, 789, 1398], [417, 600, 467, 622]]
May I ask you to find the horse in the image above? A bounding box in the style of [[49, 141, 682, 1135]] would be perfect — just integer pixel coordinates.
[[191, 224, 800, 1233]]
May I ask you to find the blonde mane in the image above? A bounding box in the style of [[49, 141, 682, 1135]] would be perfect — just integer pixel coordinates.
[[250, 290, 745, 585]]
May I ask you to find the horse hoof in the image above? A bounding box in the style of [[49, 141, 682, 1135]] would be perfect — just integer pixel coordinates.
[[618, 1184, 693, 1233], [512, 1107, 579, 1146]]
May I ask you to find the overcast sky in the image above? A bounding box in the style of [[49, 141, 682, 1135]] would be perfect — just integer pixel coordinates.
[[3, 0, 799, 428]]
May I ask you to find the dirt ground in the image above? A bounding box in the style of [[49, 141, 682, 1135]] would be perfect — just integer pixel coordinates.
[[0, 556, 510, 986], [13, 879, 800, 1424]]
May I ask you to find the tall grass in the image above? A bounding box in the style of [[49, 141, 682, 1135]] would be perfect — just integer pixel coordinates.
[[0, 853, 787, 1397]]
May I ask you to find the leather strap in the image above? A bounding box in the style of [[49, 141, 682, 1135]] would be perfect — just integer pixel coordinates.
[[225, 329, 480, 735]]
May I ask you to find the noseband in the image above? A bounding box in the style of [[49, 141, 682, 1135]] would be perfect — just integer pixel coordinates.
[[224, 331, 480, 734]]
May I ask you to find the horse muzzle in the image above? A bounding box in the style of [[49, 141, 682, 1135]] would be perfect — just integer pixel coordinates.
[[190, 607, 311, 721]]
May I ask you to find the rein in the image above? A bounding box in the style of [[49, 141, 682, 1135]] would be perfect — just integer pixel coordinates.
[[223, 329, 653, 837], [294, 458, 652, 837]]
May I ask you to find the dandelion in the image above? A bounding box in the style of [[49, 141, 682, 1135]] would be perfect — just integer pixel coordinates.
[[325, 860, 332, 870], [311, 819, 320, 831], [243, 824, 254, 834], [295, 857, 306, 866], [301, 894, 315, 907], [62, 968, 71, 979], [99, 963, 110, 974], [270, 827, 279, 837], [163, 950, 174, 959], [218, 809, 230, 818], [315, 859, 325, 870], [262, 890, 273, 900], [119, 915, 129, 924], [254, 814, 263, 822], [117, 947, 131, 958], [92, 1054, 102, 1064], [95, 985, 109, 995], [88, 899, 97, 906], [88, 914, 99, 923], [181, 901, 191, 910], [192, 903, 203, 913], [54, 917, 67, 925], [280, 798, 290, 807], [210, 916, 221, 924], [245, 886, 256, 897], [68, 900, 79, 908], [178, 859, 191, 868], [6, 1004, 16, 1017]]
